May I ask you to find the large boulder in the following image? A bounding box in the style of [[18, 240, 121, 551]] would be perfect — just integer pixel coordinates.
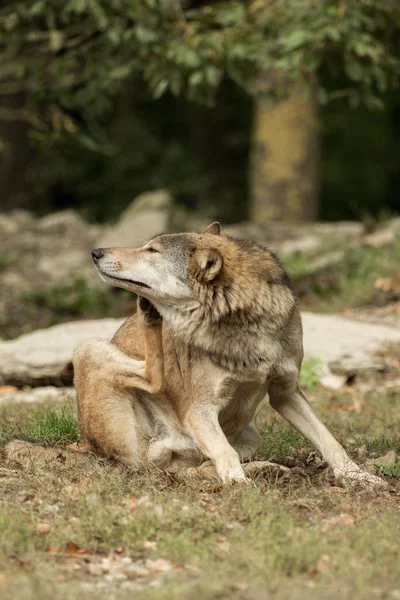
[[2, 312, 400, 389], [0, 319, 124, 386], [98, 189, 172, 249], [302, 312, 400, 374]]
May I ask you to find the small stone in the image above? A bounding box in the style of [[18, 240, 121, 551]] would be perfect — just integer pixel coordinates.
[[125, 564, 150, 579], [365, 450, 397, 471], [364, 228, 396, 248], [37, 521, 51, 534]]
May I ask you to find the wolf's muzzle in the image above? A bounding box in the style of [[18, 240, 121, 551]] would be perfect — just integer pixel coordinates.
[[92, 248, 105, 261]]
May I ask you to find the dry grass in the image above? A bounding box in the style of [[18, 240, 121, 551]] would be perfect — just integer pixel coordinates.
[[1, 380, 400, 600]]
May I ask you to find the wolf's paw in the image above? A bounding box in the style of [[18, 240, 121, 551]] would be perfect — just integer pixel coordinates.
[[138, 297, 162, 326], [334, 466, 387, 489]]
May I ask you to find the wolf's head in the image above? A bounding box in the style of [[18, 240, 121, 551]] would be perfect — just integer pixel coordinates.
[[91, 222, 293, 330], [92, 222, 222, 307]]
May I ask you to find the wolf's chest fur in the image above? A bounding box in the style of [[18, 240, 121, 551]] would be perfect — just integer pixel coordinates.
[[162, 303, 285, 378]]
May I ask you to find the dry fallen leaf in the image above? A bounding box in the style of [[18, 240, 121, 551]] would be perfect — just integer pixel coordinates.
[[47, 542, 93, 556], [375, 273, 400, 293], [0, 572, 14, 587], [37, 521, 52, 535], [329, 486, 344, 494], [145, 558, 173, 573], [309, 554, 332, 576], [0, 386, 18, 396], [322, 513, 356, 531], [143, 540, 157, 550], [66, 442, 90, 453]]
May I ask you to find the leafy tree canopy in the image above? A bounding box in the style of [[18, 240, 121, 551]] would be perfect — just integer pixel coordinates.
[[1, 0, 400, 136]]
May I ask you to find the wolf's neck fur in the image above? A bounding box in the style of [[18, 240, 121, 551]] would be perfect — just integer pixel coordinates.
[[161, 279, 295, 376]]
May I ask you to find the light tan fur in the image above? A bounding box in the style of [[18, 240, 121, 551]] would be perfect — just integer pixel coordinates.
[[73, 223, 383, 486]]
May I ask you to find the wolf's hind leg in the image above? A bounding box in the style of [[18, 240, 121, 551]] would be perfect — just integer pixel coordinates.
[[231, 423, 262, 462], [268, 378, 385, 487], [73, 298, 165, 466]]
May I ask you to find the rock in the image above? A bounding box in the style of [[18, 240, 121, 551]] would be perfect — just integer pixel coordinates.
[[35, 209, 86, 234], [0, 319, 124, 387], [279, 235, 321, 257], [0, 214, 19, 236], [364, 227, 396, 248], [98, 190, 172, 249], [0, 386, 75, 405], [0, 210, 34, 236], [2, 311, 400, 389], [320, 372, 347, 390], [365, 451, 397, 472], [386, 217, 400, 233], [302, 312, 400, 371], [329, 357, 387, 376], [307, 250, 346, 275]]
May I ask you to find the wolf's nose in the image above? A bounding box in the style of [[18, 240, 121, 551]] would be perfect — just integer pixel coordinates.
[[92, 248, 104, 261]]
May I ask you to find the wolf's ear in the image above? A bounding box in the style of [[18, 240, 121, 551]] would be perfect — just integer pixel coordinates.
[[195, 248, 223, 282], [202, 222, 220, 236]]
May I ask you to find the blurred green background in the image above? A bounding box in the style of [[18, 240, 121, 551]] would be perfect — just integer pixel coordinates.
[[1, 0, 400, 224]]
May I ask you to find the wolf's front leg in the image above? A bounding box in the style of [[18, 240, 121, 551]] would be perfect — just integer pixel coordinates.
[[184, 404, 247, 484], [268, 378, 385, 487]]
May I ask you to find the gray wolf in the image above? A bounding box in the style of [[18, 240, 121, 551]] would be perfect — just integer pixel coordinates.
[[73, 222, 382, 486]]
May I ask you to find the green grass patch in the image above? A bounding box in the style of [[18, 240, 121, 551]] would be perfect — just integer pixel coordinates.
[[285, 237, 400, 312], [300, 357, 324, 391], [378, 461, 400, 478], [26, 408, 80, 446], [21, 277, 132, 323], [259, 421, 312, 460]]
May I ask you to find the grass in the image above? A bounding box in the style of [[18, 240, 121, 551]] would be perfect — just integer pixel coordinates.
[[378, 462, 400, 478], [283, 236, 400, 312], [0, 377, 399, 600], [299, 357, 324, 391], [26, 409, 80, 446]]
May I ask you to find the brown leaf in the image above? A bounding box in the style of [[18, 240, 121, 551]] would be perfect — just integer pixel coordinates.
[[37, 521, 52, 535], [375, 273, 400, 293], [322, 513, 356, 531], [329, 486, 344, 494], [145, 558, 172, 574], [0, 386, 18, 396], [0, 572, 14, 587], [309, 554, 332, 576], [48, 542, 93, 556], [198, 486, 222, 494], [66, 443, 89, 453]]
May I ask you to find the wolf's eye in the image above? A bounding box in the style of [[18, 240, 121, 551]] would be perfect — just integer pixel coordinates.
[[147, 247, 159, 253]]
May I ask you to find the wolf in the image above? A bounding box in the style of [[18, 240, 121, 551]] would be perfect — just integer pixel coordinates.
[[73, 222, 382, 486]]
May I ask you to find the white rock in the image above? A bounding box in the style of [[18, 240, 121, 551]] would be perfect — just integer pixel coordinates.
[[0, 319, 124, 386], [1, 311, 400, 390], [98, 190, 172, 249]]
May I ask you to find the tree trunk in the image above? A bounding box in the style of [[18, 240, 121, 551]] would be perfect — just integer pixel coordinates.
[[0, 93, 33, 212], [249, 79, 320, 223]]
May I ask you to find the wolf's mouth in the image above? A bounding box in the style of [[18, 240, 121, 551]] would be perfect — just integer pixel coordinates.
[[100, 271, 151, 289]]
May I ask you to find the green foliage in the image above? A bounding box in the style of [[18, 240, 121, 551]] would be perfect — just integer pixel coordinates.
[[33, 80, 252, 222], [27, 409, 80, 446], [1, 0, 400, 131], [2, 1, 400, 223], [295, 236, 400, 312], [378, 461, 400, 478], [259, 421, 312, 460], [21, 277, 131, 321], [299, 357, 324, 391]]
